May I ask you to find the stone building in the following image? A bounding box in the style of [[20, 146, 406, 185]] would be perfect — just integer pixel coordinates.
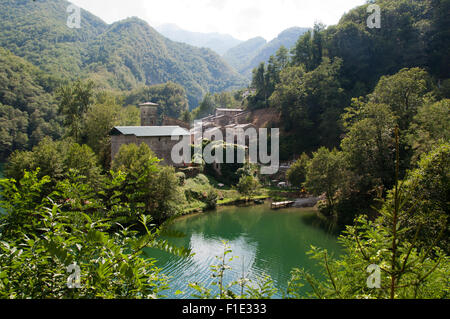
[[139, 102, 159, 126], [215, 108, 243, 118], [110, 102, 190, 166], [110, 126, 190, 166]]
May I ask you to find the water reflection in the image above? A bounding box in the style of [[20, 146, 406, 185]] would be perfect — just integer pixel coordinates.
[[145, 204, 342, 299]]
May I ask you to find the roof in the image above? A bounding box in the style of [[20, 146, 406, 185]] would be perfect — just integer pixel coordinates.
[[204, 127, 222, 134], [139, 102, 159, 107], [234, 111, 250, 117], [110, 126, 190, 137], [216, 108, 243, 112], [235, 124, 255, 129]]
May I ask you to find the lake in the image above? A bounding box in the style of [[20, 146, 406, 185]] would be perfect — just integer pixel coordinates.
[[145, 204, 343, 299]]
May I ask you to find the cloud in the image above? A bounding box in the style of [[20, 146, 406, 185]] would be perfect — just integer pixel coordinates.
[[205, 0, 230, 11], [70, 0, 366, 40]]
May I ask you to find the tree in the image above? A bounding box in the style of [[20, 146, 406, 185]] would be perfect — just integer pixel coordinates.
[[341, 102, 397, 193], [289, 132, 449, 299], [112, 143, 181, 221], [0, 103, 29, 160], [124, 82, 188, 119], [5, 138, 101, 187], [214, 92, 235, 109], [236, 162, 260, 180], [119, 105, 140, 126], [305, 147, 344, 212], [291, 30, 314, 71], [0, 48, 62, 161], [192, 93, 216, 119], [0, 170, 191, 298], [408, 99, 450, 161], [249, 62, 268, 109], [180, 110, 192, 124], [265, 56, 279, 101], [83, 93, 122, 168], [391, 143, 450, 253], [57, 80, 95, 142], [236, 175, 261, 201], [286, 153, 310, 188], [291, 23, 324, 72], [112, 143, 158, 173], [428, 0, 450, 80], [275, 45, 289, 70], [270, 58, 345, 151], [369, 68, 435, 131]]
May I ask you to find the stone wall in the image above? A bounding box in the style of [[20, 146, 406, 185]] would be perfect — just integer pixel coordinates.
[[162, 116, 190, 129], [111, 135, 188, 167], [234, 112, 251, 125], [140, 106, 158, 126], [215, 109, 242, 118]]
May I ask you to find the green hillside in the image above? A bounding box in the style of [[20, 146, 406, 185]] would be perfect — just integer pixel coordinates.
[[0, 0, 246, 107], [224, 27, 310, 79], [222, 37, 267, 74], [247, 0, 450, 156], [0, 47, 62, 160], [0, 0, 106, 79]]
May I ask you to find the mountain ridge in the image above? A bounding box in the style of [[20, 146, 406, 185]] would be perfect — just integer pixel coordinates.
[[0, 0, 247, 108], [224, 26, 310, 79], [156, 23, 243, 55]]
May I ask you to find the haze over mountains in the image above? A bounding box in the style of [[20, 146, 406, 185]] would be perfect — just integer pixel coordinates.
[[223, 27, 310, 79], [156, 24, 243, 56], [158, 24, 311, 80]]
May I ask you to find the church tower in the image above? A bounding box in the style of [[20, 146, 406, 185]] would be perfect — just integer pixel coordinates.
[[139, 102, 159, 126]]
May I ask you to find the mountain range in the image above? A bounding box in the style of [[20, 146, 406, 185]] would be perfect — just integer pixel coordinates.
[[0, 0, 247, 108], [0, 0, 312, 107], [223, 27, 310, 79], [158, 24, 311, 80], [155, 24, 243, 56]]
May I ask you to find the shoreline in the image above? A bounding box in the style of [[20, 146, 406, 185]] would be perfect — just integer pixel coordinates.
[[177, 194, 321, 221]]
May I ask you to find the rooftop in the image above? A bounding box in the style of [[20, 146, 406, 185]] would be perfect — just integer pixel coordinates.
[[110, 126, 190, 137], [216, 108, 243, 112], [139, 102, 159, 107]]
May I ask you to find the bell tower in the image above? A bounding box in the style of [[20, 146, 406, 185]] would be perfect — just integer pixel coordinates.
[[139, 102, 159, 126]]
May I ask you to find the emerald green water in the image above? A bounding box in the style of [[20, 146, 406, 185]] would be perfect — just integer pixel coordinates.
[[145, 204, 343, 299]]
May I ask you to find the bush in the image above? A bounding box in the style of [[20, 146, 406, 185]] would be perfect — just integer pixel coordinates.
[[0, 171, 191, 298], [175, 172, 186, 186], [236, 175, 261, 200], [286, 153, 310, 187]]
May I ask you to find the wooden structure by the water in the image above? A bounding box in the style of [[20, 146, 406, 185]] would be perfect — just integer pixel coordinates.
[[271, 201, 295, 209]]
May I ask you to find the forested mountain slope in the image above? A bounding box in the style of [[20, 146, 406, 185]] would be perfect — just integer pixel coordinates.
[[224, 27, 309, 78], [222, 37, 268, 75], [0, 0, 246, 107], [246, 0, 449, 157], [0, 47, 62, 160]]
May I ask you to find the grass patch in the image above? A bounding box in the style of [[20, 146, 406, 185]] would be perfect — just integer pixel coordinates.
[[179, 174, 271, 214]]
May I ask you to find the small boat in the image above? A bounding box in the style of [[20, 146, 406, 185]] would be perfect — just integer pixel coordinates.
[[271, 201, 295, 209]]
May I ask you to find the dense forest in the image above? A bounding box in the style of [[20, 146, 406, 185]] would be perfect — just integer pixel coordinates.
[[0, 0, 449, 299], [245, 0, 449, 155], [0, 0, 246, 108]]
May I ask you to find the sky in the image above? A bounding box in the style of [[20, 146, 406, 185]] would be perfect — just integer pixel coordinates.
[[69, 0, 366, 41]]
